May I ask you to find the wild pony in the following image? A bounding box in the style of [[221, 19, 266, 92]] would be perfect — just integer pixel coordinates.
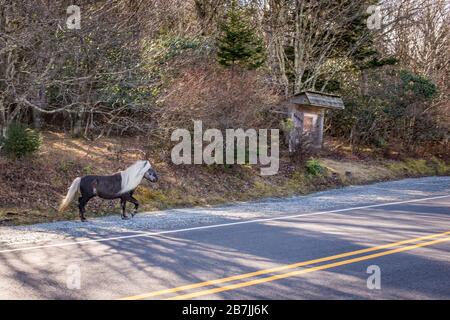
[[59, 160, 158, 221]]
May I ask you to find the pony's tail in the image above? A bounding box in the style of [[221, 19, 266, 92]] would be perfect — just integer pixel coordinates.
[[59, 177, 81, 212]]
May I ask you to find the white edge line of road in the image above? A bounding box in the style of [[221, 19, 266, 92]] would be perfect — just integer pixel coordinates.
[[1, 194, 449, 254]]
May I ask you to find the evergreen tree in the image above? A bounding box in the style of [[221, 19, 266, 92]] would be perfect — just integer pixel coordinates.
[[216, 2, 265, 70]]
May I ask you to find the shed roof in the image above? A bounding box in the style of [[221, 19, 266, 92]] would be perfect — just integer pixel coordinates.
[[290, 90, 344, 110]]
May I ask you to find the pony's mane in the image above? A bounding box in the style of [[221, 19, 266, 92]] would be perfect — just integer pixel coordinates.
[[119, 160, 151, 194]]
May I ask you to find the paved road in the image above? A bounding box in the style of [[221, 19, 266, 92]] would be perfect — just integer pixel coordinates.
[[0, 177, 450, 299]]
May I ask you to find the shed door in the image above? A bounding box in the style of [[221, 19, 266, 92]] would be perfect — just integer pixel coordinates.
[[302, 112, 317, 133]]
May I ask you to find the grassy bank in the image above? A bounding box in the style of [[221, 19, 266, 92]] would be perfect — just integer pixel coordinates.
[[1, 132, 449, 226]]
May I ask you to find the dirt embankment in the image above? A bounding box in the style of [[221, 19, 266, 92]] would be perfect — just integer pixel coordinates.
[[1, 132, 449, 225]]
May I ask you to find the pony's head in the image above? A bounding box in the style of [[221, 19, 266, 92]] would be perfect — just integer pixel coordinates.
[[119, 160, 158, 194], [143, 163, 158, 183]]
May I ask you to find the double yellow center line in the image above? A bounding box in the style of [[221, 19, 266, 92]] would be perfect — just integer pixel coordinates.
[[119, 230, 450, 300]]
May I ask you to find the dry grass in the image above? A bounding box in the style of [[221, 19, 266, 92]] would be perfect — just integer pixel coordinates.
[[320, 159, 392, 182], [1, 132, 448, 226]]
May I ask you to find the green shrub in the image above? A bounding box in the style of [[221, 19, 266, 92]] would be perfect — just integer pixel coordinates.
[[216, 2, 265, 70], [400, 70, 437, 100], [305, 159, 323, 176], [1, 123, 41, 158]]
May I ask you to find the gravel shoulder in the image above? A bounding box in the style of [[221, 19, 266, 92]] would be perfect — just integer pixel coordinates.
[[1, 176, 449, 246]]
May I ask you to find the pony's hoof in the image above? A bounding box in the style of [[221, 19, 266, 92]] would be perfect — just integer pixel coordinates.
[[121, 215, 130, 220], [80, 218, 87, 222], [131, 211, 137, 217]]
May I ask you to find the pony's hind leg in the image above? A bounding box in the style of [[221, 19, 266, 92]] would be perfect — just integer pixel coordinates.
[[78, 195, 92, 222]]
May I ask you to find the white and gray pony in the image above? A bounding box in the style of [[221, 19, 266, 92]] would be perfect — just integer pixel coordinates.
[[59, 160, 158, 221]]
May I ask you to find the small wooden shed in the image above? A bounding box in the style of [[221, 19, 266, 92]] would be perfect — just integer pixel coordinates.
[[287, 91, 344, 151]]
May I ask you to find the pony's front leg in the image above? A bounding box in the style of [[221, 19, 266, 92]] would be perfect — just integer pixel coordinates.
[[130, 197, 139, 217], [127, 193, 139, 217], [120, 198, 129, 220]]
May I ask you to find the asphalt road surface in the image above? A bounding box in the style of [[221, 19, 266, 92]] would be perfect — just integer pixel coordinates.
[[1, 177, 450, 299]]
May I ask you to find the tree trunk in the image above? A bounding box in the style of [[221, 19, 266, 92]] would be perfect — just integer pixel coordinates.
[[72, 109, 83, 137], [31, 84, 47, 129]]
